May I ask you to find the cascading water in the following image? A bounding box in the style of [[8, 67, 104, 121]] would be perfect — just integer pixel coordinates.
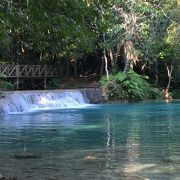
[[0, 90, 90, 114]]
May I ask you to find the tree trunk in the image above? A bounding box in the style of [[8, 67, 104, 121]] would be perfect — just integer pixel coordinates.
[[113, 44, 121, 71], [109, 48, 115, 72], [66, 58, 70, 79], [40, 51, 43, 61], [74, 59, 77, 78], [103, 32, 109, 81], [100, 57, 104, 76], [155, 60, 158, 85], [103, 49, 109, 81], [123, 41, 133, 73], [163, 64, 173, 100], [166, 65, 173, 92]]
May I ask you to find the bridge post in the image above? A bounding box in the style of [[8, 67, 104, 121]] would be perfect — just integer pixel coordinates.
[[44, 65, 47, 89], [16, 64, 20, 90]]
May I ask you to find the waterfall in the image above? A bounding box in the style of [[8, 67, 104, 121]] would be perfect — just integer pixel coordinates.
[[0, 90, 90, 114]]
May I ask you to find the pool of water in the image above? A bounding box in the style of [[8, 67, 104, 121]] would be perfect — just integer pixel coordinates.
[[0, 101, 180, 180]]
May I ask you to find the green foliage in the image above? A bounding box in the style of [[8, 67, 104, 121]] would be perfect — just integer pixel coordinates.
[[100, 70, 162, 101], [172, 89, 180, 99], [47, 78, 62, 89], [0, 79, 14, 91], [0, 0, 179, 93], [0, 0, 100, 63]]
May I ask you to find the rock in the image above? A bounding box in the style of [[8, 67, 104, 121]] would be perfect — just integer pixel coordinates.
[[81, 88, 102, 103], [124, 163, 157, 173], [84, 155, 98, 160], [0, 175, 17, 180], [0, 92, 5, 99], [13, 152, 40, 159]]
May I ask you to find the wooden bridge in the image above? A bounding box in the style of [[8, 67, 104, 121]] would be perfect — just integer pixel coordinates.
[[0, 64, 62, 89]]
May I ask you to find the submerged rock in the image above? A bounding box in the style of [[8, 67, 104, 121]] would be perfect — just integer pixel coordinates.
[[0, 175, 17, 180], [124, 163, 157, 173], [84, 155, 98, 160], [13, 152, 40, 159]]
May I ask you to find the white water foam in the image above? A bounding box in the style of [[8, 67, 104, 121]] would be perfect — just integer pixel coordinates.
[[0, 90, 90, 114]]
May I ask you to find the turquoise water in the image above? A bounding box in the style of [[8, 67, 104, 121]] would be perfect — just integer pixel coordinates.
[[0, 101, 180, 180]]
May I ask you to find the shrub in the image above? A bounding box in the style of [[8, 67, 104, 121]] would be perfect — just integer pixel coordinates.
[[100, 70, 162, 101], [47, 78, 61, 89], [0, 79, 14, 90], [172, 89, 180, 99]]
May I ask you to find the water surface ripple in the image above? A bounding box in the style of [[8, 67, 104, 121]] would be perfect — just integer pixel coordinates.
[[0, 101, 180, 180]]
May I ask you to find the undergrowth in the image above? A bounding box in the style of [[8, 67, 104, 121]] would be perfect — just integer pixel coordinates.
[[100, 70, 162, 102], [0, 79, 14, 90], [47, 78, 62, 89]]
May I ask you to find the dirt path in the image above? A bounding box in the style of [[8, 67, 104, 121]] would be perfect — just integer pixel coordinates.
[[59, 77, 100, 89]]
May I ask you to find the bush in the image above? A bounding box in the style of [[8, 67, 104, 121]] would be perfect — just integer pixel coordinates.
[[47, 78, 61, 89], [172, 89, 180, 99], [100, 70, 162, 101], [0, 79, 14, 90]]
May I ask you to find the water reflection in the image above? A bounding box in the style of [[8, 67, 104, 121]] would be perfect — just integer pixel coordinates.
[[0, 110, 84, 129]]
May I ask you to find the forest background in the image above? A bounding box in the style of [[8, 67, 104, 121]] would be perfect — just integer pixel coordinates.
[[0, 0, 180, 101]]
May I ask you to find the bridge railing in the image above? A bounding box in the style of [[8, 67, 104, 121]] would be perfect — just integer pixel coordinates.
[[0, 64, 62, 78]]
